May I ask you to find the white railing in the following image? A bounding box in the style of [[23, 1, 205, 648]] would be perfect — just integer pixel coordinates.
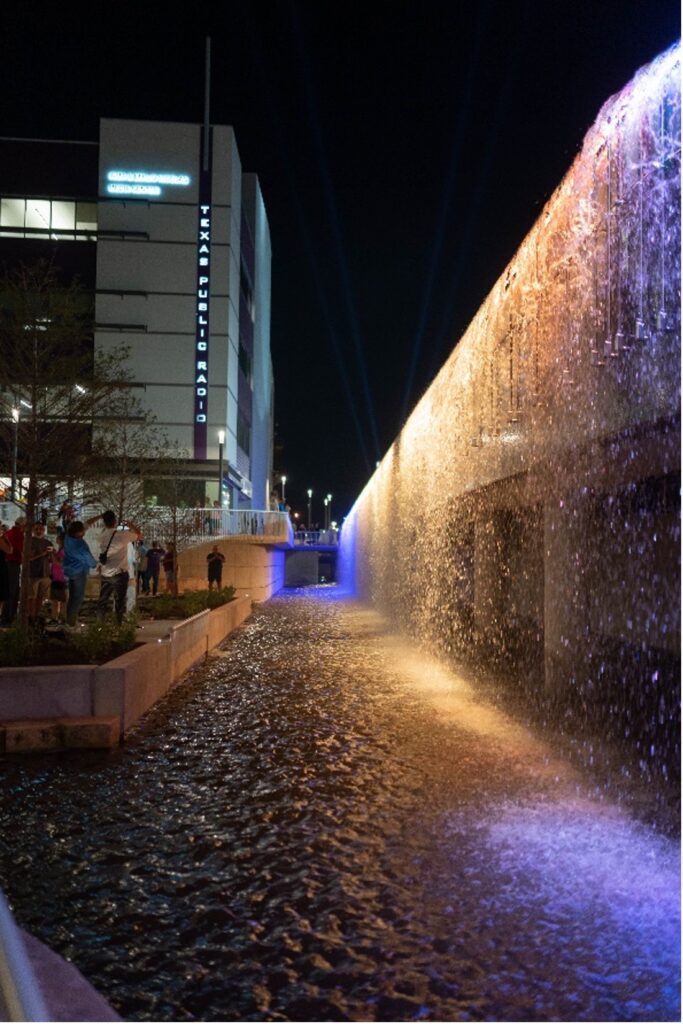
[[293, 530, 338, 546], [80, 507, 293, 549]]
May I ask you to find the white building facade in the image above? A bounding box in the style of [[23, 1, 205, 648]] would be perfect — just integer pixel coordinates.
[[95, 118, 273, 509]]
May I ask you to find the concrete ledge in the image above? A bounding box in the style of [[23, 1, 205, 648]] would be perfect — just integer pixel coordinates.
[[21, 930, 121, 1021], [0, 666, 95, 721], [4, 719, 62, 754], [60, 715, 120, 750], [1, 716, 121, 754], [170, 609, 210, 680], [0, 596, 253, 750]]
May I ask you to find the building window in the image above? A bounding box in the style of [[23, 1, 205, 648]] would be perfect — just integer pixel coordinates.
[[240, 262, 255, 321], [0, 197, 97, 240], [238, 341, 252, 384], [236, 410, 251, 456]]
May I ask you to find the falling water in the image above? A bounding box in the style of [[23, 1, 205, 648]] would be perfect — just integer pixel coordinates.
[[339, 43, 681, 787]]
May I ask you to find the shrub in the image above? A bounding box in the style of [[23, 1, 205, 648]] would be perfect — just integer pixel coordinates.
[[0, 616, 139, 667], [137, 586, 235, 620], [68, 615, 138, 663]]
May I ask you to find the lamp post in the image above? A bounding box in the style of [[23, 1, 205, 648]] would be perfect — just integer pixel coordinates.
[[218, 430, 225, 508], [323, 496, 329, 530], [307, 489, 312, 530], [281, 475, 287, 506], [326, 493, 332, 531], [10, 407, 19, 501]]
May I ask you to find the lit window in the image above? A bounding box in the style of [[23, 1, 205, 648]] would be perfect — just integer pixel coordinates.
[[25, 200, 50, 237], [0, 197, 97, 240], [0, 198, 25, 235], [51, 201, 75, 234]]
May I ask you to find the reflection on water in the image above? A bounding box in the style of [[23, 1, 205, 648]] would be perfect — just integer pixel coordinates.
[[2, 589, 680, 1022]]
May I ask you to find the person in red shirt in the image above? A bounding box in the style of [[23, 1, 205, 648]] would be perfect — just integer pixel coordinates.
[[1, 515, 25, 625]]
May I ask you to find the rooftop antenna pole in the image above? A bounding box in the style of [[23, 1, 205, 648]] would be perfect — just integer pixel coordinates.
[[203, 36, 211, 171]]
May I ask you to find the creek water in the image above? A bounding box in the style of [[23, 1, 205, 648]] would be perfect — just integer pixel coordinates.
[[2, 587, 680, 1021]]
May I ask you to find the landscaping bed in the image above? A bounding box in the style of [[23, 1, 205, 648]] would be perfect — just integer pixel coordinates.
[[0, 618, 140, 667], [0, 588, 237, 667], [136, 586, 236, 620]]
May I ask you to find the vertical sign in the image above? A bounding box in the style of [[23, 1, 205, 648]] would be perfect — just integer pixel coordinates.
[[193, 126, 213, 458]]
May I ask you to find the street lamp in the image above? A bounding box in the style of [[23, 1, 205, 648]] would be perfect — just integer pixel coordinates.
[[218, 430, 225, 508], [323, 496, 329, 530], [307, 489, 312, 530], [10, 407, 19, 501], [326, 493, 332, 530], [281, 475, 287, 505]]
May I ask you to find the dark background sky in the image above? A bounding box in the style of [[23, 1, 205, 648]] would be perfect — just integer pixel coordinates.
[[2, 1, 679, 520]]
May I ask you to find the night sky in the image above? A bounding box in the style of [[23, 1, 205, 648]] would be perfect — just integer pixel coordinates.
[[2, 1, 679, 519]]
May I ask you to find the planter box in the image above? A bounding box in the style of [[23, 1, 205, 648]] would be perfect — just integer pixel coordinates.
[[0, 596, 252, 750]]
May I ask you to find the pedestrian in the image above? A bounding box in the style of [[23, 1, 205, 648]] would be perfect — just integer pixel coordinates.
[[135, 539, 149, 595], [163, 543, 178, 594], [97, 511, 141, 623], [63, 520, 97, 627], [211, 501, 222, 535], [58, 500, 75, 534], [28, 522, 53, 622], [193, 499, 203, 534], [206, 545, 225, 590], [0, 525, 13, 624], [49, 532, 67, 623], [0, 516, 25, 625], [146, 541, 164, 596]]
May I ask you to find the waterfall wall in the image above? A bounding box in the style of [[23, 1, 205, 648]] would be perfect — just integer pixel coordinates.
[[340, 44, 680, 771]]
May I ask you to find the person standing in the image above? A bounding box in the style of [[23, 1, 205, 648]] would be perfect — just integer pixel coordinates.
[[97, 511, 141, 623], [206, 545, 225, 590], [28, 522, 53, 621], [63, 520, 97, 627], [145, 541, 164, 597], [0, 516, 25, 625], [162, 543, 178, 594], [49, 532, 67, 623], [135, 539, 149, 595], [0, 524, 13, 623]]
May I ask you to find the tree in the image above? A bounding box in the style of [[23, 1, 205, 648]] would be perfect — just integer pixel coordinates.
[[90, 388, 170, 527], [139, 443, 199, 597], [0, 260, 134, 626]]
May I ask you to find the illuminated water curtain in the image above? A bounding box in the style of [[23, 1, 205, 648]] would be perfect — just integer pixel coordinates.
[[339, 45, 680, 767]]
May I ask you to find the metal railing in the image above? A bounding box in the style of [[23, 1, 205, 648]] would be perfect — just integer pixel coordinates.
[[0, 890, 48, 1021], [79, 507, 293, 550], [293, 530, 338, 547]]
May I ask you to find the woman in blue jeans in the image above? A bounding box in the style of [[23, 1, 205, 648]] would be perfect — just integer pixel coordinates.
[[63, 521, 97, 626]]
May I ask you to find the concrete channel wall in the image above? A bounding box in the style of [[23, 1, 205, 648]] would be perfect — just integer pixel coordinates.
[[0, 595, 252, 752], [178, 539, 286, 601]]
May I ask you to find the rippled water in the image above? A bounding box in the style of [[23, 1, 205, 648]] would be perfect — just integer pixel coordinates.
[[2, 588, 680, 1021]]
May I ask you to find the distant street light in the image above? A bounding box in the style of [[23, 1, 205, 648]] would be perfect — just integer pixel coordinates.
[[326, 493, 332, 530], [281, 475, 287, 505], [307, 488, 312, 530], [218, 430, 225, 508], [10, 407, 19, 501]]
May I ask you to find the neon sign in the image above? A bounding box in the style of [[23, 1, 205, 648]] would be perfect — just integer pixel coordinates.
[[194, 203, 211, 427], [105, 170, 191, 197], [193, 126, 213, 458]]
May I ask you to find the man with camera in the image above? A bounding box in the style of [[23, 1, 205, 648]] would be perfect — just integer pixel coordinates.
[[97, 510, 142, 623]]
